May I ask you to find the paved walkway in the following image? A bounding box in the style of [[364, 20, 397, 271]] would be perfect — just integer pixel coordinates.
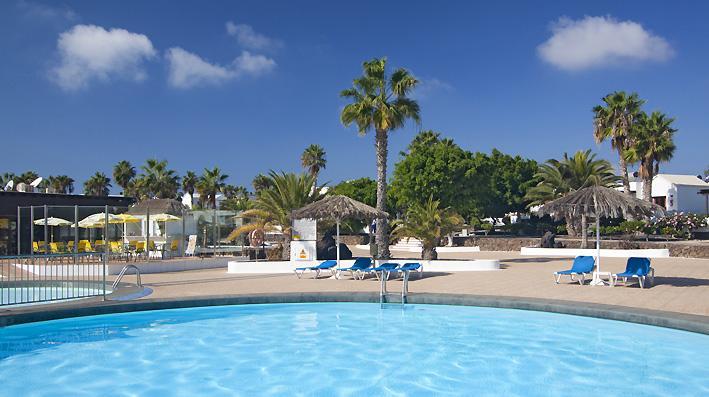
[[123, 249, 709, 317]]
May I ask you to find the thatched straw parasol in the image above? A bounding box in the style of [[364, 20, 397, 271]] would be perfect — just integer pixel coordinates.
[[538, 185, 664, 285], [292, 195, 388, 268]]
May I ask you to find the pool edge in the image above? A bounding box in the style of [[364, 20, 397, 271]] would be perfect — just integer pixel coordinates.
[[1, 292, 708, 335]]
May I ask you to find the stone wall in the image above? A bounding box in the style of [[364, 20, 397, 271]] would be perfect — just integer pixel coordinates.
[[339, 234, 369, 245], [454, 236, 709, 258]]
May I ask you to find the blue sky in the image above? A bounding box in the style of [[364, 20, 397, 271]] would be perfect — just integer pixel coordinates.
[[1, 0, 707, 192]]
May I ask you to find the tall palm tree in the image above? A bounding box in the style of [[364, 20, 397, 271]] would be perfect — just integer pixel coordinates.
[[340, 57, 421, 259], [252, 173, 272, 193], [1, 172, 16, 189], [301, 144, 326, 188], [391, 196, 463, 260], [625, 111, 677, 202], [48, 175, 74, 194], [113, 160, 136, 195], [83, 172, 111, 196], [17, 171, 39, 184], [197, 167, 229, 209], [228, 172, 321, 260], [182, 171, 198, 196], [140, 159, 180, 199], [525, 150, 619, 247], [593, 91, 645, 195]]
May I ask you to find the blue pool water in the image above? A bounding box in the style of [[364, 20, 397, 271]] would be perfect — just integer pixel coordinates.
[[0, 303, 707, 396]]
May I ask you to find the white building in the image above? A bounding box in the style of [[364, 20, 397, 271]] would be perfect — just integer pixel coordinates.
[[637, 174, 709, 214]]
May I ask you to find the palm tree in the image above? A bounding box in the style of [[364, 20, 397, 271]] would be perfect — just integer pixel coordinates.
[[625, 111, 677, 202], [301, 144, 326, 188], [525, 150, 619, 247], [391, 196, 463, 260], [228, 172, 321, 260], [197, 167, 229, 209], [593, 91, 645, 195], [1, 172, 16, 189], [48, 175, 74, 194], [83, 172, 111, 196], [140, 159, 180, 199], [182, 171, 198, 196], [340, 57, 421, 259], [252, 173, 272, 193], [17, 171, 39, 184], [113, 160, 136, 195], [221, 185, 251, 211]]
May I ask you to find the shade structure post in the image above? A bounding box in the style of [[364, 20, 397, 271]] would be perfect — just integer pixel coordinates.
[[43, 206, 49, 250], [16, 206, 20, 255], [336, 219, 341, 270], [145, 206, 150, 262], [590, 192, 607, 286]]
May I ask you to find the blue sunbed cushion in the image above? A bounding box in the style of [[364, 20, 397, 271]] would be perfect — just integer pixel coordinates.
[[615, 257, 651, 277], [555, 256, 595, 275]]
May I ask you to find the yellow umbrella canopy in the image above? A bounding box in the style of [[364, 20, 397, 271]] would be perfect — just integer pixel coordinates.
[[113, 213, 141, 224], [33, 217, 72, 226], [151, 213, 181, 222], [77, 213, 120, 228]]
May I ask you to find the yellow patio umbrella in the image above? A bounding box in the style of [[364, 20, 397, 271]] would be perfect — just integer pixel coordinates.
[[33, 217, 72, 242], [33, 217, 72, 227], [150, 213, 181, 222], [151, 213, 181, 240], [113, 213, 141, 224]]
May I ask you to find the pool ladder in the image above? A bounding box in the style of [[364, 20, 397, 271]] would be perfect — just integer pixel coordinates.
[[379, 270, 411, 306], [112, 264, 142, 289]]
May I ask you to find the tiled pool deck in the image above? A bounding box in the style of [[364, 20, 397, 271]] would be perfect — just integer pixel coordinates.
[[2, 249, 708, 332]]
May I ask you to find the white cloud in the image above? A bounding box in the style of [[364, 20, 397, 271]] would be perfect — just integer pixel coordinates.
[[411, 78, 453, 100], [537, 16, 673, 71], [17, 0, 78, 22], [166, 48, 276, 89], [50, 24, 156, 90], [225, 21, 282, 50]]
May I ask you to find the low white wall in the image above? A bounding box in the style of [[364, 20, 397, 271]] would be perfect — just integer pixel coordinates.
[[520, 247, 670, 258], [422, 259, 499, 272], [354, 245, 480, 253], [16, 264, 103, 277], [227, 259, 499, 274], [16, 257, 234, 276]]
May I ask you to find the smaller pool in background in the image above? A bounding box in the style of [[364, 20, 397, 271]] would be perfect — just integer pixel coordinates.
[[0, 302, 707, 396], [0, 281, 106, 306]]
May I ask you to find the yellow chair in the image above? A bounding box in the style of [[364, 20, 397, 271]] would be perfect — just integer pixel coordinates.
[[49, 242, 61, 254], [110, 241, 122, 253], [78, 240, 93, 253]]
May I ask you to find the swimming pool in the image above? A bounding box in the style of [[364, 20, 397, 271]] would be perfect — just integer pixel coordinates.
[[0, 281, 105, 306], [0, 303, 707, 396]]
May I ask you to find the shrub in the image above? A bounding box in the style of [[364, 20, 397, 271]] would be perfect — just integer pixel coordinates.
[[652, 213, 708, 239]]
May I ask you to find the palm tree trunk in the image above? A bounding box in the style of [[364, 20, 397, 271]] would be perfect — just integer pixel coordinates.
[[564, 213, 578, 237], [282, 230, 291, 261], [642, 161, 653, 202], [422, 246, 437, 260], [375, 129, 390, 259], [618, 150, 631, 195], [580, 213, 588, 249]]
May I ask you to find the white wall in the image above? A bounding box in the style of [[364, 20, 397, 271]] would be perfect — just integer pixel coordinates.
[[676, 185, 707, 214]]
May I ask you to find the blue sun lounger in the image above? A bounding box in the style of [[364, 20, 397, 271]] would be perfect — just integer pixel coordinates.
[[612, 257, 654, 288], [294, 260, 337, 279], [335, 257, 373, 280], [553, 256, 595, 285], [389, 262, 423, 279], [359, 262, 399, 280]]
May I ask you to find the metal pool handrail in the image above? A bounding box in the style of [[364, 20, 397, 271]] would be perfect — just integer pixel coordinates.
[[112, 265, 142, 289]]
